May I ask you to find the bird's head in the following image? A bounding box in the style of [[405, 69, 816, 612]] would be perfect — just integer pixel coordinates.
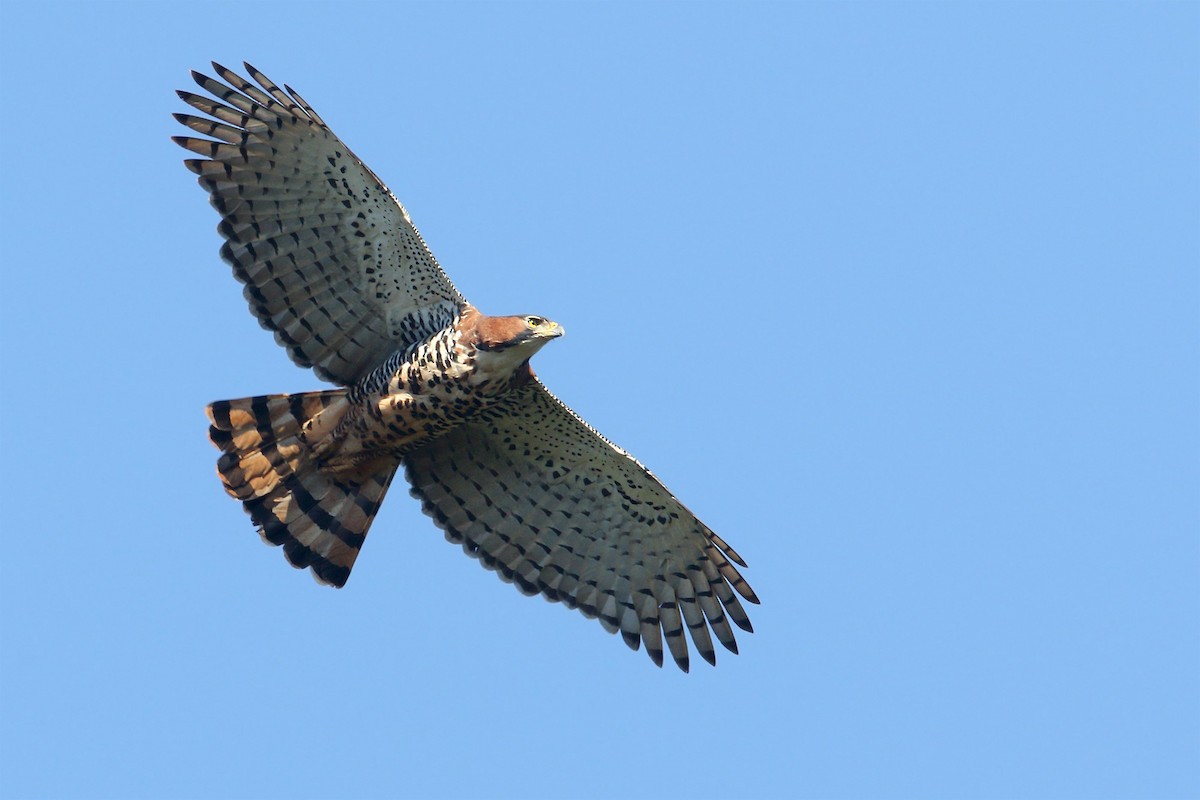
[[476, 314, 564, 351], [471, 313, 565, 378]]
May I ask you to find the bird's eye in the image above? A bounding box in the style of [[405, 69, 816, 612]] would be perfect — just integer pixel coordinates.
[[527, 316, 544, 328]]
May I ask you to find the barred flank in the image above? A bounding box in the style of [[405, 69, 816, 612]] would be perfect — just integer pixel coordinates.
[[206, 392, 398, 587]]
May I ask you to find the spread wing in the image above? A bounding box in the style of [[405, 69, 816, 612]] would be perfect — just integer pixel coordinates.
[[174, 62, 466, 385], [403, 381, 758, 671]]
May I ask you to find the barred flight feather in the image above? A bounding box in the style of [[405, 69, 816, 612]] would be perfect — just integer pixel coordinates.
[[207, 392, 398, 588], [404, 381, 758, 671]]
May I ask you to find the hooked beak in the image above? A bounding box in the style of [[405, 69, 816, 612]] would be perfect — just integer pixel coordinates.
[[527, 319, 564, 341]]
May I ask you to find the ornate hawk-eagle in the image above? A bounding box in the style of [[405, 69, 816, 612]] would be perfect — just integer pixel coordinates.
[[174, 62, 758, 671]]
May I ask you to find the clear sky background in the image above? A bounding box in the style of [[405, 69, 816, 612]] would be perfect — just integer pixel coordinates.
[[1, 3, 1197, 799]]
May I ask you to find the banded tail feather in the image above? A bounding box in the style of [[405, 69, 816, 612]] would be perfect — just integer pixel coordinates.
[[206, 392, 399, 587]]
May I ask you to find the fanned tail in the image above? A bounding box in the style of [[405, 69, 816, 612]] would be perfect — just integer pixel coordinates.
[[206, 392, 398, 587]]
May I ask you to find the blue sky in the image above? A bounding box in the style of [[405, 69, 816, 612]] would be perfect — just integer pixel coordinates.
[[1, 2, 1197, 798]]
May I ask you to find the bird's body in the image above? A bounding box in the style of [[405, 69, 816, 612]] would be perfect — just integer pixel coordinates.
[[304, 309, 560, 472], [176, 62, 758, 670]]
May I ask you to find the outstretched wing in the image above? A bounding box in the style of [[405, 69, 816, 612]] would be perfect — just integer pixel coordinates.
[[404, 381, 758, 671], [174, 62, 466, 385]]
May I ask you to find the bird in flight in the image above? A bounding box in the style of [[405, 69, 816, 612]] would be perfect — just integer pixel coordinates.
[[174, 62, 758, 671]]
